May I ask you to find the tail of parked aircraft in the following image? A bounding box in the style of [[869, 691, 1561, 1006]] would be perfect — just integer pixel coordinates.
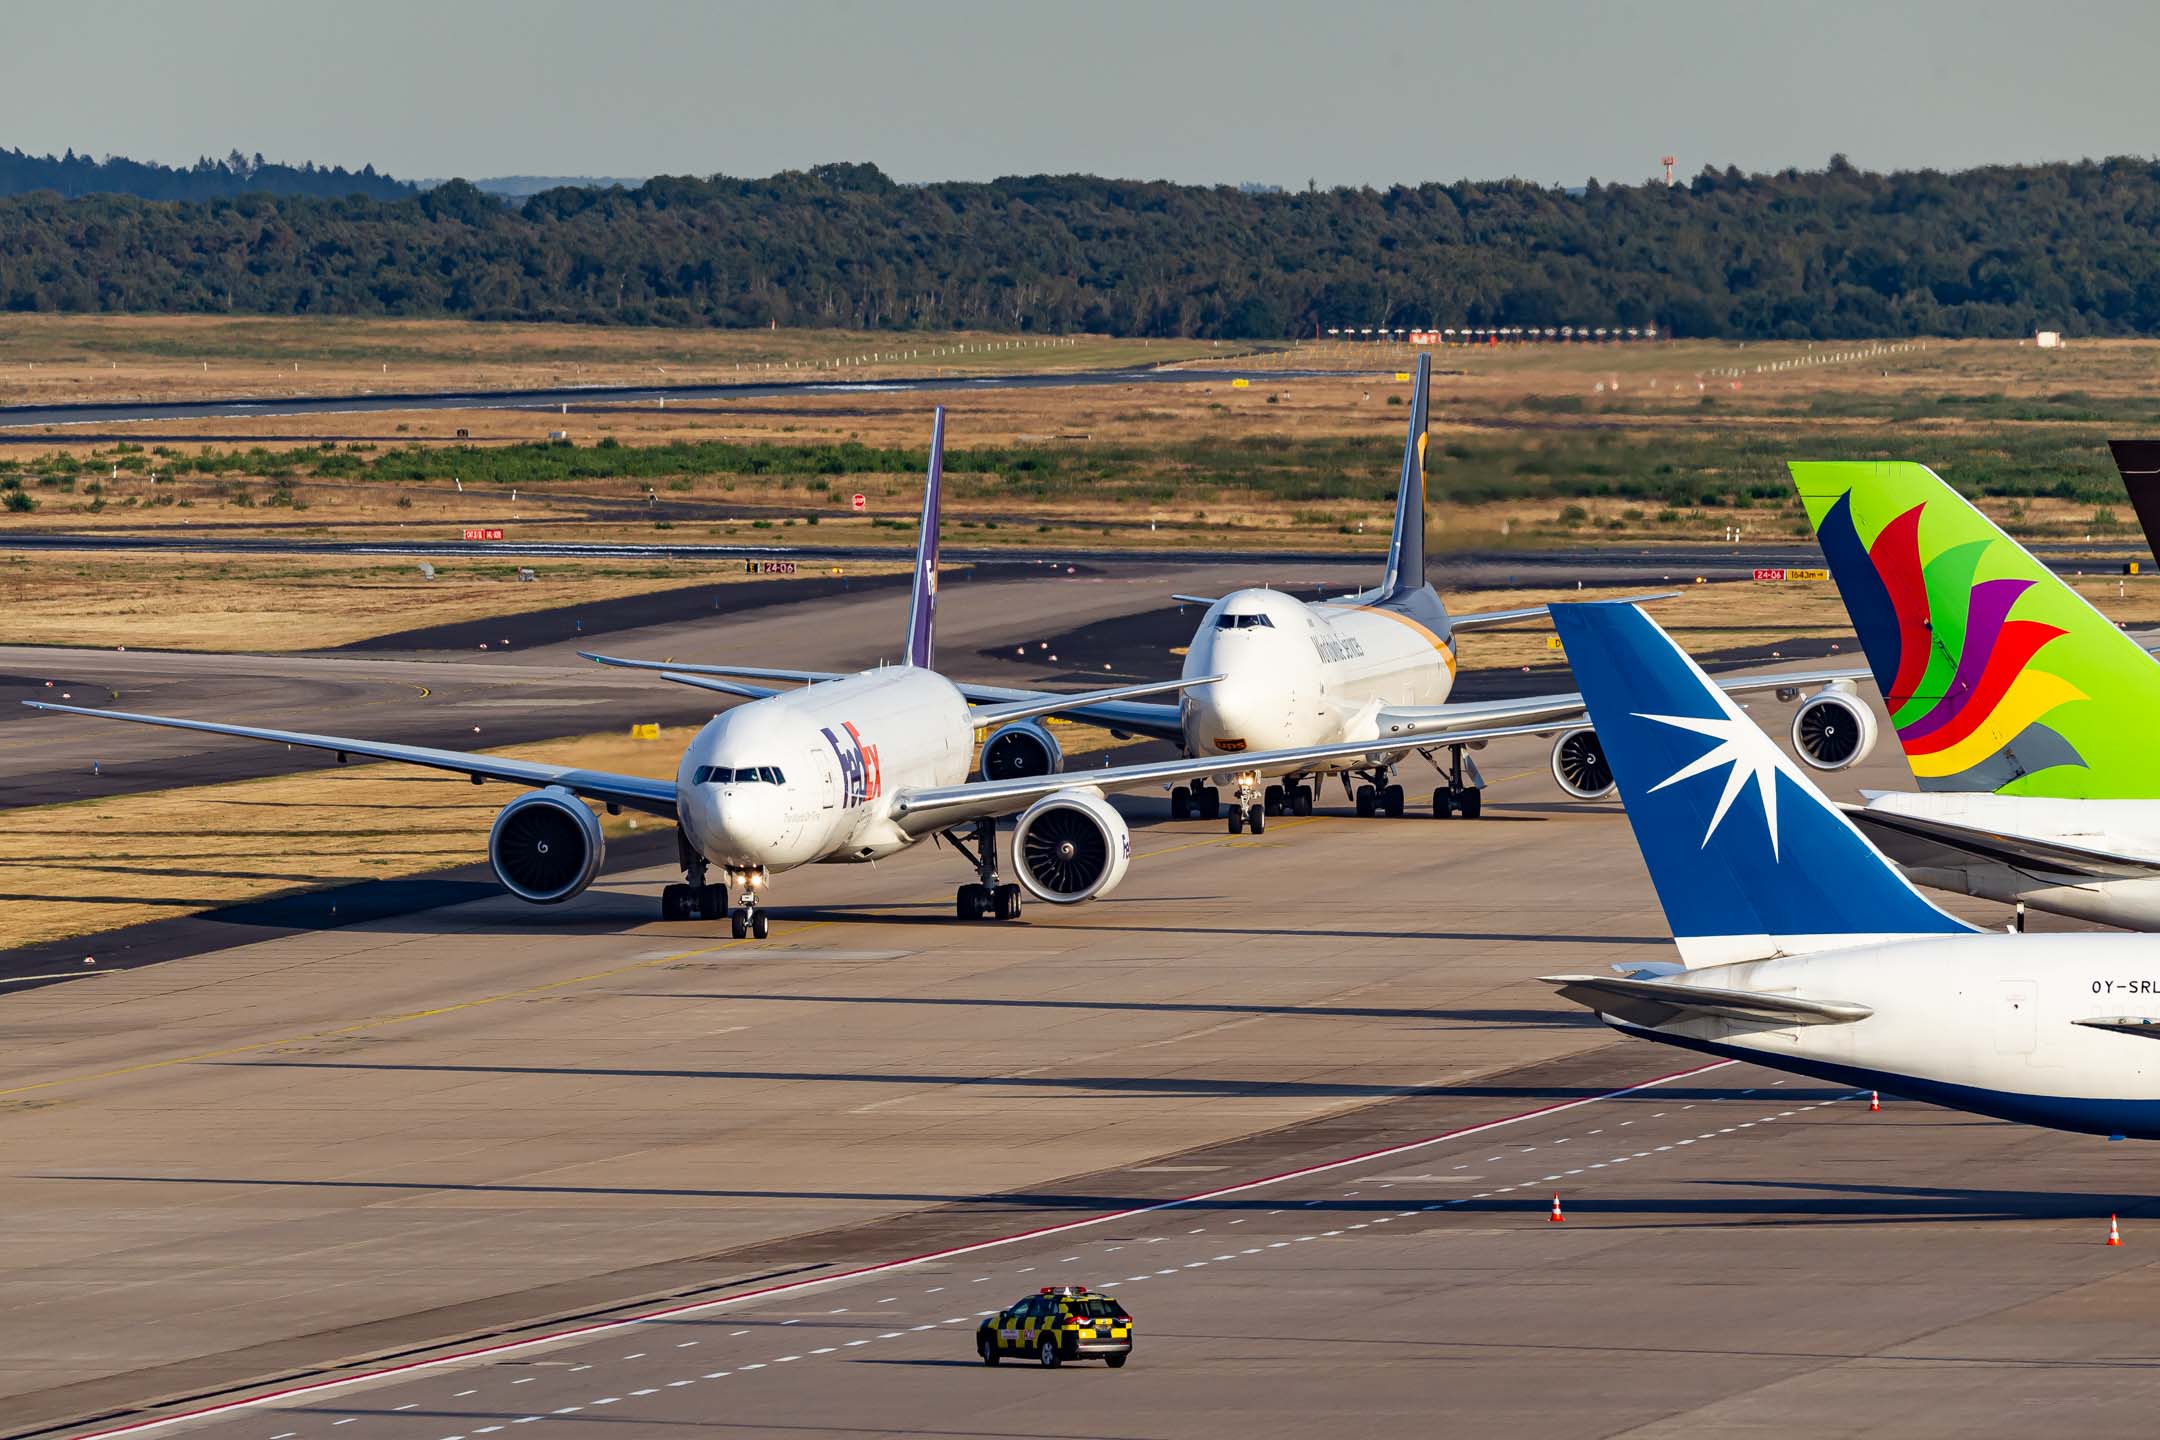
[[2107, 440, 2160, 568], [1791, 459, 2160, 799], [1377, 352, 1431, 600], [904, 407, 945, 670], [1548, 601, 1972, 966]]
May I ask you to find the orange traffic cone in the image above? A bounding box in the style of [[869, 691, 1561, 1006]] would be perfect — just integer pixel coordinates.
[[1869, 1092, 1881, 1113], [1548, 1193, 1565, 1223], [2108, 1214, 2123, 1247]]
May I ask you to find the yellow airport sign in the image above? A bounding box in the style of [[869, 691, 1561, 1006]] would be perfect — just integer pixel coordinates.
[[630, 723, 661, 740], [1230, 378, 1250, 388], [1547, 635, 1564, 650], [1395, 371, 1412, 381]]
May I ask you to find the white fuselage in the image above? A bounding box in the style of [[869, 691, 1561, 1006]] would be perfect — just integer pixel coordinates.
[[673, 667, 972, 875], [1866, 791, 2160, 931], [1177, 588, 1454, 772], [1623, 932, 2160, 1136]]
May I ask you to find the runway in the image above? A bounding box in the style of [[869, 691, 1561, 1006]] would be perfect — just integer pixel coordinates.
[[0, 368, 1357, 432], [3, 698, 2154, 1440]]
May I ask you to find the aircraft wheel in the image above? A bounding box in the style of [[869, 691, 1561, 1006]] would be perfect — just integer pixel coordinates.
[[1246, 804, 1267, 834], [1197, 786, 1221, 820], [1264, 784, 1285, 816], [661, 884, 689, 921], [1459, 787, 1483, 819], [1226, 806, 1245, 835], [698, 883, 728, 918], [1291, 785, 1314, 816], [1433, 787, 1454, 819], [751, 909, 771, 939], [730, 909, 749, 939], [1382, 784, 1405, 818], [996, 884, 1023, 920], [1170, 786, 1192, 820], [957, 883, 988, 920], [1354, 785, 1376, 818]]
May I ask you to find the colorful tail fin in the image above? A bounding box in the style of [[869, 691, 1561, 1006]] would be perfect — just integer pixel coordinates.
[[1791, 459, 2160, 799], [1378, 352, 1430, 600], [1549, 601, 1971, 967], [904, 407, 945, 670]]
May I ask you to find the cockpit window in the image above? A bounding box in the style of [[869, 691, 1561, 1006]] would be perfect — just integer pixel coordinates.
[[693, 765, 785, 784], [1214, 612, 1274, 630]]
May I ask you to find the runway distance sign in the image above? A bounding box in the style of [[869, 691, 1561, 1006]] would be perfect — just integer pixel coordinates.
[[745, 560, 798, 575], [1753, 567, 1829, 582], [851, 493, 867, 511], [462, 527, 505, 541]]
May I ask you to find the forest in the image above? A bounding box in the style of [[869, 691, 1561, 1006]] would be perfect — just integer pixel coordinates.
[[3, 155, 2158, 338], [0, 147, 413, 202]]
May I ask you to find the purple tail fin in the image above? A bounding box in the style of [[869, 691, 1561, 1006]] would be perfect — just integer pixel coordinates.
[[904, 407, 944, 669]]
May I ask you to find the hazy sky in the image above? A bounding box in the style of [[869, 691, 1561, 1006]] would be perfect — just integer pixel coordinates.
[[9, 0, 2159, 188]]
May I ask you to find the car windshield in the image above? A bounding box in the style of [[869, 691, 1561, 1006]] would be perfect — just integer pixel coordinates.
[[693, 765, 785, 784], [1214, 612, 1273, 629]]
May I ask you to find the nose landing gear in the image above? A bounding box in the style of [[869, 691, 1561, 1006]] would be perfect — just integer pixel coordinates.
[[661, 842, 774, 937], [945, 816, 1023, 922]]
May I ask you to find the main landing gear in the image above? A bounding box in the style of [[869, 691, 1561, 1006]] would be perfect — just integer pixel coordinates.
[[1169, 783, 1222, 821], [660, 836, 771, 937], [946, 816, 1023, 921], [1430, 742, 1485, 820], [1347, 769, 1406, 818]]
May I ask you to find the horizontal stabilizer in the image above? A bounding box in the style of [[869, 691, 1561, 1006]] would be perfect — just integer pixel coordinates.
[[1844, 804, 2160, 881], [968, 675, 1220, 727], [660, 672, 782, 701], [2075, 1016, 2160, 1039], [580, 651, 844, 684], [1541, 973, 1873, 1029]]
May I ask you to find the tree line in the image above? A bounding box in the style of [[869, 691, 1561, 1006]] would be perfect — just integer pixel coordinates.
[[0, 147, 412, 202], [3, 155, 2158, 337]]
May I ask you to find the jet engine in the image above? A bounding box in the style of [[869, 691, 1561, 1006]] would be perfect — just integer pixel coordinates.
[[1790, 688, 1878, 771], [488, 788, 606, 904], [979, 719, 1064, 782], [1012, 787, 1131, 904], [1550, 727, 1617, 800]]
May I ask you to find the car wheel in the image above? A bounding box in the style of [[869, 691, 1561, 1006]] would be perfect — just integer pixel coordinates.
[[979, 1335, 1000, 1366], [1105, 1352, 1128, 1369], [1038, 1338, 1061, 1368]]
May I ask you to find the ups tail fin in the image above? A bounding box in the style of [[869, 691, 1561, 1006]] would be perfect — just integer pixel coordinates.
[[1791, 459, 2160, 799], [1549, 601, 1972, 967], [1379, 352, 1431, 599], [904, 407, 945, 670]]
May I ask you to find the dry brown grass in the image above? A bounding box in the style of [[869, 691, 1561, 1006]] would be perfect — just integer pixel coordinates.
[[0, 551, 911, 651], [0, 315, 1243, 408]]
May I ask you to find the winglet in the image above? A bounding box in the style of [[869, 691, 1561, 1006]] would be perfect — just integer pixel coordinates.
[[904, 407, 945, 670], [1548, 600, 1970, 966], [1379, 352, 1431, 599]]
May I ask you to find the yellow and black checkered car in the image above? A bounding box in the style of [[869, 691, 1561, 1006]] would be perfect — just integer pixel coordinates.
[[976, 1285, 1133, 1368]]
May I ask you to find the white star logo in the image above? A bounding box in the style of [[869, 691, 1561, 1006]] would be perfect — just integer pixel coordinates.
[[1636, 709, 1785, 860]]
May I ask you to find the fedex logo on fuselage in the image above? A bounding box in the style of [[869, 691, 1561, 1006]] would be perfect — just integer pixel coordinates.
[[822, 722, 883, 807]]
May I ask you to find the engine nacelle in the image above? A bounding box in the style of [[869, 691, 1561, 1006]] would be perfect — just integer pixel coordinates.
[[979, 719, 1064, 782], [1791, 688, 1878, 771], [488, 788, 606, 904], [1012, 787, 1131, 904], [1550, 726, 1617, 800]]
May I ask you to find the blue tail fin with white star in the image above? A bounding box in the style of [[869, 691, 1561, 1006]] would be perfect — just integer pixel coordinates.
[[1549, 602, 1971, 967]]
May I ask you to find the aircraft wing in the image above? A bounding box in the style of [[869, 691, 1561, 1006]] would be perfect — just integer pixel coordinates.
[[887, 719, 1566, 836], [21, 702, 680, 818], [659, 673, 785, 701], [1370, 665, 1874, 743], [1540, 974, 1873, 1029], [1842, 805, 2160, 882], [967, 675, 1216, 727], [1445, 591, 1678, 634]]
